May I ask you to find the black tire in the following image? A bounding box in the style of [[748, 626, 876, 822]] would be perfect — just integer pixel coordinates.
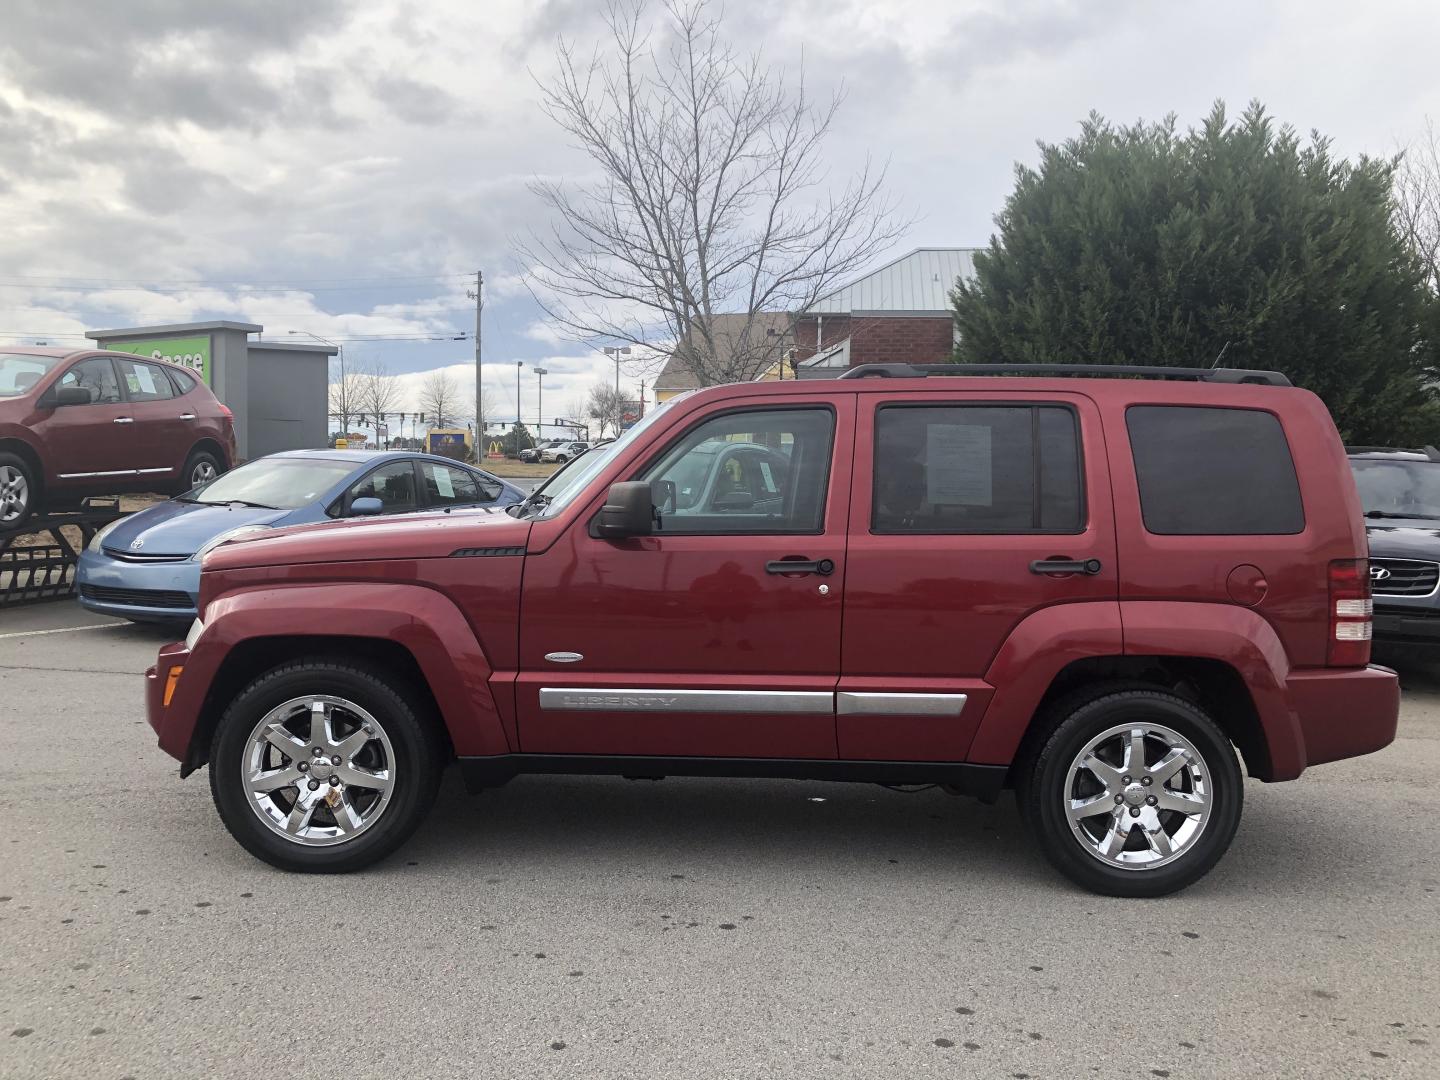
[[555, 454, 569, 463], [175, 447, 224, 495], [1018, 687, 1243, 898], [0, 450, 37, 529], [209, 660, 445, 873]]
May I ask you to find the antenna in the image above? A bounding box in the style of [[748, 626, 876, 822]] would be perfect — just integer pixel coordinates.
[[1211, 341, 1232, 369]]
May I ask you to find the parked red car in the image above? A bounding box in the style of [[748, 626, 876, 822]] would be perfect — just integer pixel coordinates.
[[145, 363, 1398, 896], [0, 346, 234, 527]]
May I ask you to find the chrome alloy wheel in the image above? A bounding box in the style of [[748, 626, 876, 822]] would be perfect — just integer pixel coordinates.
[[0, 465, 29, 524], [243, 695, 396, 847], [1064, 722, 1212, 870], [191, 459, 218, 486]]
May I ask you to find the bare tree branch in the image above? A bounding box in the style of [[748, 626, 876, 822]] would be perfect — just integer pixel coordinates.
[[418, 370, 464, 428], [520, 0, 910, 387], [1395, 117, 1440, 294]]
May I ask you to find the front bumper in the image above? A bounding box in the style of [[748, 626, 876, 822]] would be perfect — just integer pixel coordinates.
[[1373, 604, 1440, 647], [76, 548, 199, 623]]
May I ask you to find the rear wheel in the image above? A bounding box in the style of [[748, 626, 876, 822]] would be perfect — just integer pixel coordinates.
[[1019, 688, 1242, 897], [176, 448, 223, 494], [0, 452, 36, 528], [209, 661, 444, 872]]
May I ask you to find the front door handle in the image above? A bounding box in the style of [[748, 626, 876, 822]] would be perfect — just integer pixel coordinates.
[[1030, 557, 1102, 576], [113, 417, 134, 424], [766, 557, 835, 577], [179, 413, 196, 421]]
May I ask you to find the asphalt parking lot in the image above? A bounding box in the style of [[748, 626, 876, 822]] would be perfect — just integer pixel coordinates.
[[1, 603, 1437, 1080]]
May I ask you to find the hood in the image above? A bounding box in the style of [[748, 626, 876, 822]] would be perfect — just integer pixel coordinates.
[[202, 505, 532, 571], [102, 499, 292, 557], [1365, 522, 1440, 562]]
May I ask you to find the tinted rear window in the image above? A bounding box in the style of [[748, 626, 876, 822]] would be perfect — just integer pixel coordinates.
[[1126, 406, 1303, 535]]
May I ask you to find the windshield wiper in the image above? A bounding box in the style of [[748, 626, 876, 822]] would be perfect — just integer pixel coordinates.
[[1365, 510, 1440, 520], [196, 498, 280, 511]]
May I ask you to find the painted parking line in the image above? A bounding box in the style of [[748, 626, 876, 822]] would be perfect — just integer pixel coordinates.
[[0, 622, 125, 641]]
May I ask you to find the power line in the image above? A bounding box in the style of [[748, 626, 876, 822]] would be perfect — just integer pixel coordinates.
[[0, 272, 472, 287]]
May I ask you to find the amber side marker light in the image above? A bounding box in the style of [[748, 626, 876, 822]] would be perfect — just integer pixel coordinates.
[[163, 666, 184, 708]]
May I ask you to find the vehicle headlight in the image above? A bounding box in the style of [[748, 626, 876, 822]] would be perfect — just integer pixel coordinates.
[[88, 518, 125, 553], [192, 525, 271, 563]]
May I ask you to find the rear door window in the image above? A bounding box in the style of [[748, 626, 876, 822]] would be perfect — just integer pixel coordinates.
[[871, 404, 1083, 533], [420, 461, 482, 507], [1126, 405, 1303, 535], [114, 358, 176, 401]]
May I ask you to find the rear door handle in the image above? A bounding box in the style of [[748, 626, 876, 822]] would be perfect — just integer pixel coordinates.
[[766, 557, 835, 576], [1029, 557, 1103, 575], [179, 413, 196, 421], [113, 417, 134, 424]]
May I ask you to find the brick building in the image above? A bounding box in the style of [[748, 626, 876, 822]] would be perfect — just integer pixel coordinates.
[[794, 248, 977, 376]]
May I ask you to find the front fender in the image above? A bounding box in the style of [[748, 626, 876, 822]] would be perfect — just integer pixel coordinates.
[[155, 582, 510, 765]]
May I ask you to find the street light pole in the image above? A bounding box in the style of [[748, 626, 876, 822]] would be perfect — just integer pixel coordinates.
[[603, 345, 632, 396], [514, 361, 524, 457], [467, 270, 484, 463], [534, 367, 548, 440]]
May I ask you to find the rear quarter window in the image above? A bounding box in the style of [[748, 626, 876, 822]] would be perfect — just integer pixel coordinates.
[[1126, 405, 1304, 535]]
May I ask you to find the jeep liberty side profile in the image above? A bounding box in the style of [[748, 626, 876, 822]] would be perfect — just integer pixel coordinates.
[[144, 364, 1399, 897]]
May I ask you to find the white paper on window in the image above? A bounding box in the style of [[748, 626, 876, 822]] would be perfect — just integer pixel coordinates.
[[433, 466, 455, 498], [926, 424, 992, 505], [134, 366, 158, 395]]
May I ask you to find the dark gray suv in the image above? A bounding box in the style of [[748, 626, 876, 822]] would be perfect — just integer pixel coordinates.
[[1348, 447, 1440, 651]]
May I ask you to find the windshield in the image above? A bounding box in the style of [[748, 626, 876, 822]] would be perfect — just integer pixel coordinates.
[[527, 397, 686, 518], [187, 457, 358, 510], [0, 353, 63, 398], [1351, 458, 1440, 520]]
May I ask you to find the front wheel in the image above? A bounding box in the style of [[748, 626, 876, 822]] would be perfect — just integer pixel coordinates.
[[1020, 689, 1242, 897], [209, 661, 444, 872]]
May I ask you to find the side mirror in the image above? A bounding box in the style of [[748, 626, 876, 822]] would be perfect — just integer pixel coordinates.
[[350, 497, 384, 516], [53, 386, 92, 407], [596, 481, 654, 538]]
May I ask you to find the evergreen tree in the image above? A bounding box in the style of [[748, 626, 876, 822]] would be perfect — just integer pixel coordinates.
[[953, 101, 1440, 444]]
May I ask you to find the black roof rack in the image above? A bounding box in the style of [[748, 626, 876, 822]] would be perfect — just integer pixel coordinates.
[[836, 363, 1292, 387]]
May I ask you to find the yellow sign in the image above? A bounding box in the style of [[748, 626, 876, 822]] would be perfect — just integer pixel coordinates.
[[335, 438, 349, 450]]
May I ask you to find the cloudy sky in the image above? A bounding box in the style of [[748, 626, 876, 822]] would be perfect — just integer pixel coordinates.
[[2, 0, 1438, 428]]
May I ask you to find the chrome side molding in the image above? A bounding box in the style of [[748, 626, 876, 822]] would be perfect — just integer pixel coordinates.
[[837, 692, 967, 717], [538, 688, 833, 714], [538, 689, 968, 716]]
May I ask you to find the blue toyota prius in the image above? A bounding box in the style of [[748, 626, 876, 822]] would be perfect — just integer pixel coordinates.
[[76, 449, 525, 625]]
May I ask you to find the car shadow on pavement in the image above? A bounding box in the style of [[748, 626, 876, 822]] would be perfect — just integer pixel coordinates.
[[402, 770, 1066, 889]]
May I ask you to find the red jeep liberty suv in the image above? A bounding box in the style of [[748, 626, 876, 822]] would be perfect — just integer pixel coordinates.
[[145, 364, 1399, 896]]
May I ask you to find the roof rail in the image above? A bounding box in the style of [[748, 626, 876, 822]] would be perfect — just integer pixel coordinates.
[[836, 363, 1292, 387]]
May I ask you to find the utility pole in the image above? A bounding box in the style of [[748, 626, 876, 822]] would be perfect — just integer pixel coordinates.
[[467, 270, 484, 462], [535, 367, 548, 441]]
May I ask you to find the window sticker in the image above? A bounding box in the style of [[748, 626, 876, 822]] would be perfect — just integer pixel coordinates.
[[134, 365, 158, 395], [927, 424, 993, 506], [759, 461, 776, 492], [433, 466, 454, 498]]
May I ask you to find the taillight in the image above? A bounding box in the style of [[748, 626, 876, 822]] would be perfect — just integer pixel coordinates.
[[1328, 558, 1372, 666]]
